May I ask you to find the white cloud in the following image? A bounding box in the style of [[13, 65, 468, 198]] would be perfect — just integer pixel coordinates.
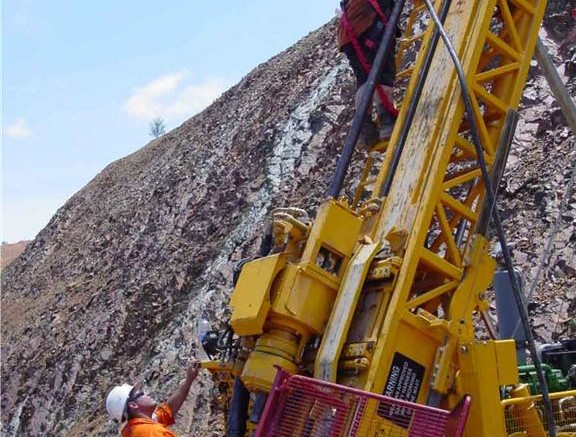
[[6, 118, 33, 139], [124, 72, 227, 123]]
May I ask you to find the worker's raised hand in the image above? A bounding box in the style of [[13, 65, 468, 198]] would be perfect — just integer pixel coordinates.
[[186, 360, 201, 382]]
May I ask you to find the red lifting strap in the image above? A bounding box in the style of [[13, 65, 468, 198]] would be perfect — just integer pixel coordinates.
[[340, 1, 398, 117], [368, 0, 388, 25]]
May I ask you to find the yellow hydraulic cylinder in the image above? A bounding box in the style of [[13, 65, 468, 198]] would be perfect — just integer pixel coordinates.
[[241, 330, 299, 392]]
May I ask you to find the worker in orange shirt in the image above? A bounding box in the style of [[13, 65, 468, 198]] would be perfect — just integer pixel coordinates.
[[106, 361, 201, 436]]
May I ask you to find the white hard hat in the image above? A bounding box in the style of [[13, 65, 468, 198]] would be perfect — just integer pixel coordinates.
[[106, 384, 133, 423]]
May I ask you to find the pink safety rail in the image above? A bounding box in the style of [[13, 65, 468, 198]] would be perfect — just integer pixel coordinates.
[[255, 369, 471, 437]]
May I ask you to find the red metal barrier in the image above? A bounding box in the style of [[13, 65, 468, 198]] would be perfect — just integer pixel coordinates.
[[255, 369, 471, 437]]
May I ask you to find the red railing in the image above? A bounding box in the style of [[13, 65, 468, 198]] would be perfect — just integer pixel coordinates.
[[255, 369, 471, 437]]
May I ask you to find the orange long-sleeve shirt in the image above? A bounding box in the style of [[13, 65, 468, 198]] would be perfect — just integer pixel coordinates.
[[121, 404, 177, 437]]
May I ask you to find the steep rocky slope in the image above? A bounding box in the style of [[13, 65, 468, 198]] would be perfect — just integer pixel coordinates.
[[2, 9, 576, 437], [1, 21, 352, 437]]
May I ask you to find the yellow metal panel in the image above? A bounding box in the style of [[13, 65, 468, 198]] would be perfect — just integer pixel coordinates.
[[301, 199, 362, 265], [456, 341, 508, 437], [286, 268, 338, 334], [268, 264, 338, 335], [230, 254, 286, 336], [495, 339, 519, 385], [366, 315, 444, 405]]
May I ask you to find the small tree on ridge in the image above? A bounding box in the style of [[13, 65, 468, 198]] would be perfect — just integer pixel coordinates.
[[149, 117, 166, 139]]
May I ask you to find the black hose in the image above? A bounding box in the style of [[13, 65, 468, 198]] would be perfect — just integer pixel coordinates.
[[227, 220, 272, 435], [249, 392, 268, 424], [227, 377, 250, 437], [258, 220, 273, 256], [421, 1, 557, 435], [328, 0, 406, 198]]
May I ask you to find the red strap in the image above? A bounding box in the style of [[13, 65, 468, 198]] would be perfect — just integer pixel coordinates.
[[367, 0, 388, 25], [340, 6, 398, 116]]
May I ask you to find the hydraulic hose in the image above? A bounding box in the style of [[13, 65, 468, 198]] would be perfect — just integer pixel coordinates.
[[421, 1, 557, 435], [227, 377, 250, 437], [228, 221, 273, 435], [328, 0, 406, 198]]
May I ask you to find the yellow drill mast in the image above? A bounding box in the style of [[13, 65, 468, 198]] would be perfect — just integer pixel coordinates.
[[210, 0, 576, 435]]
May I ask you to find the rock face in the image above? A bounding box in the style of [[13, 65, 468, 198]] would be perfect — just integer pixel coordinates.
[[2, 9, 575, 437], [1, 21, 352, 437]]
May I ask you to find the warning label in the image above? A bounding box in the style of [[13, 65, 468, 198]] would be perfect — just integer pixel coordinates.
[[378, 352, 425, 428]]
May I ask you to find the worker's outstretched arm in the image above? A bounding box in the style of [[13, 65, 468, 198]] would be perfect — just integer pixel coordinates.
[[166, 361, 201, 416]]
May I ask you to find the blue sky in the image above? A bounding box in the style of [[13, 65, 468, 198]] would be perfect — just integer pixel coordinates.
[[2, 0, 337, 243]]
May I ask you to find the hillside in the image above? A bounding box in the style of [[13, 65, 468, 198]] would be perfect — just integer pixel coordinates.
[[1, 241, 30, 271], [2, 8, 576, 437]]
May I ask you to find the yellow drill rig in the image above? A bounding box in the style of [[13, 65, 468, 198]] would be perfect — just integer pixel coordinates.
[[202, 0, 576, 435]]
